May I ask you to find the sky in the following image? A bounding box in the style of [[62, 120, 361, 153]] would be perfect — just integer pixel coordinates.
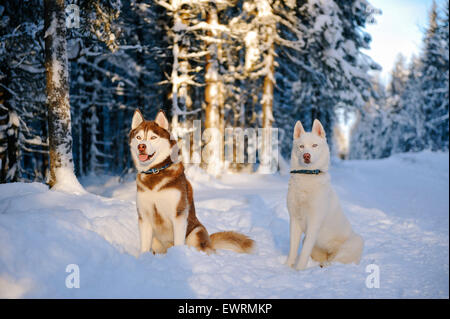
[[362, 0, 446, 84]]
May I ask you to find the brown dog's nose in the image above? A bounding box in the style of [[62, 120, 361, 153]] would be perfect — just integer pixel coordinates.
[[303, 153, 311, 161], [138, 144, 146, 152]]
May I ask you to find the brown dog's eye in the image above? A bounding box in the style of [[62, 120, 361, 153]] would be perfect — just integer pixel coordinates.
[[312, 144, 318, 148], [136, 136, 141, 140], [151, 136, 157, 140]]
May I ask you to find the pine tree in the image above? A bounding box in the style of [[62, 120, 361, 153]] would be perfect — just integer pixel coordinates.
[[385, 54, 409, 154], [349, 74, 390, 159], [276, 0, 380, 159], [420, 0, 449, 151], [1, 0, 383, 179], [393, 56, 426, 153], [349, 1, 449, 159], [388, 54, 409, 102], [0, 0, 50, 183]]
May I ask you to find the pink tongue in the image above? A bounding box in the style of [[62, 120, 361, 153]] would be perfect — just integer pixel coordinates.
[[139, 154, 149, 162]]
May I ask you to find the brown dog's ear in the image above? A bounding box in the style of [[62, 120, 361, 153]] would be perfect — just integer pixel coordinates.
[[155, 110, 169, 130], [131, 109, 144, 130], [293, 121, 305, 139]]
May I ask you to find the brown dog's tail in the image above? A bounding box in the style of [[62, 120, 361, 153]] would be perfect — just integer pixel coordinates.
[[210, 231, 254, 254]]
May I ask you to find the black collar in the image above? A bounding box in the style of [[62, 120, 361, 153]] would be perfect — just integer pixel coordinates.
[[290, 169, 322, 175]]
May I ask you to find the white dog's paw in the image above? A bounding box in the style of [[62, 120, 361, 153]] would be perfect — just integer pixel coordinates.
[[295, 263, 306, 271], [295, 259, 308, 271], [307, 257, 321, 268], [319, 261, 331, 268], [296, 257, 319, 270], [285, 257, 296, 268]]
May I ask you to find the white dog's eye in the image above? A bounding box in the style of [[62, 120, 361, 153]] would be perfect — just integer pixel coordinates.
[[299, 145, 304, 149], [312, 144, 318, 148], [136, 136, 142, 140], [150, 136, 157, 140]]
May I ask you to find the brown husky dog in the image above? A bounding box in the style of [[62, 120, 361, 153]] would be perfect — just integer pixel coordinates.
[[129, 109, 254, 255]]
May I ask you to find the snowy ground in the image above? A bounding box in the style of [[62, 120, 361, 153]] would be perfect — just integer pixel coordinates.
[[0, 151, 448, 298]]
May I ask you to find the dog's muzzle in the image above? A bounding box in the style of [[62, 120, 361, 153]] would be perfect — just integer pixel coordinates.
[[137, 143, 155, 162]]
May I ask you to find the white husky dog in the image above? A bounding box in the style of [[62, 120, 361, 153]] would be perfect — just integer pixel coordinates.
[[286, 119, 363, 270]]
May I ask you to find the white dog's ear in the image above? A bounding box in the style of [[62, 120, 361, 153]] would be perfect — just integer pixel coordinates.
[[155, 110, 169, 130], [131, 109, 144, 130], [312, 119, 326, 139], [293, 121, 305, 139]]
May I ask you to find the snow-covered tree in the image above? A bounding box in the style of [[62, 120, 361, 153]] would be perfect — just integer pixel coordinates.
[[0, 0, 50, 183], [349, 74, 390, 159], [420, 0, 449, 151], [393, 56, 427, 153], [276, 0, 380, 158], [238, 0, 303, 173], [350, 1, 449, 159], [44, 0, 84, 190], [154, 0, 211, 125], [1, 0, 383, 180], [388, 54, 409, 102]]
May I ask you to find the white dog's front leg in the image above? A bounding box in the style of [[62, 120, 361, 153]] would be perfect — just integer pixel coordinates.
[[296, 232, 318, 270], [296, 220, 321, 270], [286, 217, 303, 268], [173, 214, 187, 246]]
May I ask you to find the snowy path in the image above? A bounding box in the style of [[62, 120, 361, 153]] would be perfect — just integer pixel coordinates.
[[0, 152, 448, 298]]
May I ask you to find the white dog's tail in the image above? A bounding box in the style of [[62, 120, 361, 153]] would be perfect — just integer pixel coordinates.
[[210, 231, 254, 254], [333, 233, 364, 264]]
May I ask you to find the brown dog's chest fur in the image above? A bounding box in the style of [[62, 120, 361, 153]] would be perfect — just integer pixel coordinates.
[[137, 162, 204, 241]]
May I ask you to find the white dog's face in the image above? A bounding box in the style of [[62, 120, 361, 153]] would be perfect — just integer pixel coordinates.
[[292, 119, 330, 170], [129, 110, 175, 171]]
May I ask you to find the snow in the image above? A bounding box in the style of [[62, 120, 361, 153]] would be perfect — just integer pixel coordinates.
[[8, 111, 19, 127], [51, 166, 86, 194], [17, 64, 45, 74], [245, 31, 259, 71], [0, 151, 448, 298], [44, 13, 57, 39], [45, 11, 68, 89], [256, 0, 272, 18]]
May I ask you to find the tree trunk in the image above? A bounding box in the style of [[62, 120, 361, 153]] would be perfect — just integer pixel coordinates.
[[203, 6, 224, 175], [0, 75, 9, 182], [262, 41, 275, 129], [44, 0, 83, 191], [170, 7, 193, 165], [259, 34, 276, 174]]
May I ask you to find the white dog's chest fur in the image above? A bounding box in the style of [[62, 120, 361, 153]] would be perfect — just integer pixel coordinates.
[[288, 175, 330, 213], [287, 173, 353, 246]]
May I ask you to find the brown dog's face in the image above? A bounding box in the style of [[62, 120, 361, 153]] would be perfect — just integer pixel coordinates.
[[129, 110, 176, 170]]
